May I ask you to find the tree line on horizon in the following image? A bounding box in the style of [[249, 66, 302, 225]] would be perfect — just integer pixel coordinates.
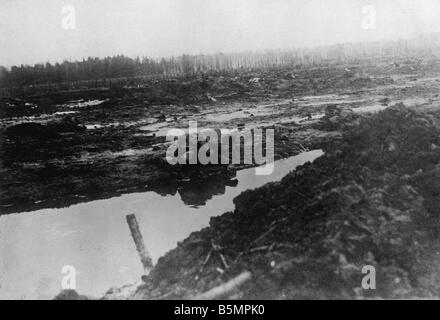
[[1, 36, 439, 89]]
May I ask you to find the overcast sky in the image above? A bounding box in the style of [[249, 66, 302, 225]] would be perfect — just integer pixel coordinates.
[[1, 0, 440, 67]]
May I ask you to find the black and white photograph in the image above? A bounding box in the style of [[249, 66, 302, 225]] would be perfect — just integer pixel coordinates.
[[1, 0, 440, 304]]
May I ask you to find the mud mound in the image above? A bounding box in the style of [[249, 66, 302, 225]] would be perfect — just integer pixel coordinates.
[[117, 105, 440, 299], [344, 103, 440, 172], [1, 117, 86, 165]]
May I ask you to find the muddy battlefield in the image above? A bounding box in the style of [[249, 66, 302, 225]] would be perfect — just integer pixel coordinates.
[[3, 1, 440, 301]]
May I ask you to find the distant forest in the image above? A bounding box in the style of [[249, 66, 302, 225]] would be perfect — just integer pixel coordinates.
[[1, 36, 439, 88]]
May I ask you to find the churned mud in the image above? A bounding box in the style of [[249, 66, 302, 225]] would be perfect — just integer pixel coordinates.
[[3, 57, 440, 299], [3, 59, 437, 214], [104, 60, 440, 300], [104, 104, 440, 299]]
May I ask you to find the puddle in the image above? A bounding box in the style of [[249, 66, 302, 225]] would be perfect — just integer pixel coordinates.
[[85, 124, 104, 130], [298, 97, 367, 107], [353, 105, 388, 113], [204, 108, 276, 122], [1, 111, 80, 126], [203, 100, 293, 123], [251, 113, 325, 128], [61, 99, 108, 109], [85, 118, 158, 130], [52, 111, 78, 116], [142, 113, 326, 139], [139, 122, 171, 133], [0, 149, 323, 299], [352, 98, 428, 114]]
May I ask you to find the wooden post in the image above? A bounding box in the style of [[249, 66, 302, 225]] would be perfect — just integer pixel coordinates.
[[126, 214, 153, 274], [193, 271, 252, 300]]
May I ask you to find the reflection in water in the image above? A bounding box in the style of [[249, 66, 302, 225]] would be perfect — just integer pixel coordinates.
[[149, 167, 238, 207], [0, 150, 323, 299], [178, 178, 239, 207]]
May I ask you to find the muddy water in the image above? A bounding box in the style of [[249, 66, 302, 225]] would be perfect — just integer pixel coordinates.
[[0, 150, 323, 299], [353, 105, 388, 113]]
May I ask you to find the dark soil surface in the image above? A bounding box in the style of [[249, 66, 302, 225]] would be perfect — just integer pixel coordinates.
[[110, 104, 440, 299], [3, 58, 435, 214], [3, 57, 440, 299]]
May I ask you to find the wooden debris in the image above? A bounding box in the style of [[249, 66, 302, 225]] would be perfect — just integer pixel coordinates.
[[193, 271, 252, 300], [126, 214, 153, 274]]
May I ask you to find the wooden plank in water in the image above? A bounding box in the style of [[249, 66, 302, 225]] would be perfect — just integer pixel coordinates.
[[126, 214, 153, 274]]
